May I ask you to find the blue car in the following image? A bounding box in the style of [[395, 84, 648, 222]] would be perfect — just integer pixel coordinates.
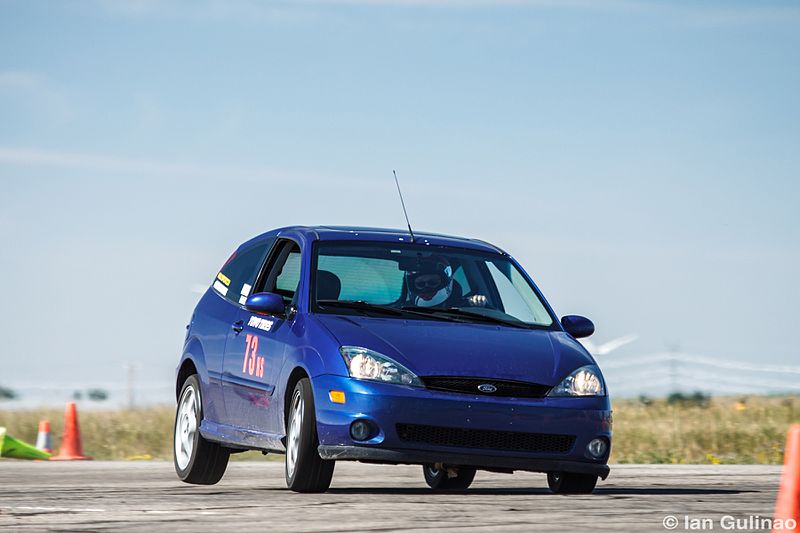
[[173, 226, 611, 493]]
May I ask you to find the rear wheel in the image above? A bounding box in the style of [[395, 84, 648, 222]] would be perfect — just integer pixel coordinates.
[[423, 464, 476, 491], [547, 471, 598, 494], [173, 375, 230, 484], [285, 378, 335, 492]]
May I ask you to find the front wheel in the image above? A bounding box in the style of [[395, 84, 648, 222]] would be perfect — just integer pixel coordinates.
[[173, 374, 230, 485], [547, 471, 598, 494], [423, 464, 476, 491], [285, 378, 335, 492]]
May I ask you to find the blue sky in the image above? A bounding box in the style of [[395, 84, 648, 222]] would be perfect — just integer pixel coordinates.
[[1, 0, 798, 401]]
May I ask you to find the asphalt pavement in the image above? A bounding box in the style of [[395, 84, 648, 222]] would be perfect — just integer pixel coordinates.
[[0, 461, 783, 532]]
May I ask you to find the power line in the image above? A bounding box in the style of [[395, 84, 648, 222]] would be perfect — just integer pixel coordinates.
[[602, 352, 800, 375]]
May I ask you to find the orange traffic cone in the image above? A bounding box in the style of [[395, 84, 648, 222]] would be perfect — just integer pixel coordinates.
[[35, 420, 53, 453], [773, 424, 800, 532], [50, 402, 92, 461]]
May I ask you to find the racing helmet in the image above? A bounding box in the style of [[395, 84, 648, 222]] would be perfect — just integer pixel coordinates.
[[406, 256, 454, 307]]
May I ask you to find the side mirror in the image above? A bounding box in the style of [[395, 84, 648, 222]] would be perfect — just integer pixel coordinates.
[[245, 292, 285, 316], [561, 315, 594, 339]]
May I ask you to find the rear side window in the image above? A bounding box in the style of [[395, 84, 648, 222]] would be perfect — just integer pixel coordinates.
[[214, 238, 273, 304]]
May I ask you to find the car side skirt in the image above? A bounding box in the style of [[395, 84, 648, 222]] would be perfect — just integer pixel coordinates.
[[200, 419, 286, 453]]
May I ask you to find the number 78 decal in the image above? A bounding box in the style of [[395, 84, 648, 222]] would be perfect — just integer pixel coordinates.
[[243, 334, 265, 378]]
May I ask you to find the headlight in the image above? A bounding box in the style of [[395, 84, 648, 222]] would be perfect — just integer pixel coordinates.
[[339, 346, 423, 387], [548, 365, 605, 397]]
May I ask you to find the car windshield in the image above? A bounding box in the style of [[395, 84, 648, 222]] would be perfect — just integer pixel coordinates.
[[312, 241, 555, 328]]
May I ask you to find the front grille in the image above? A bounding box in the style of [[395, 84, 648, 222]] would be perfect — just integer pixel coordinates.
[[421, 376, 551, 398], [396, 423, 575, 454]]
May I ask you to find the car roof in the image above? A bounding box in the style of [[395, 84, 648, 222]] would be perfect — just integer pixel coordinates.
[[261, 225, 507, 255]]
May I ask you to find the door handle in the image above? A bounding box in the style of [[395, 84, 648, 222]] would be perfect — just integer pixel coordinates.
[[231, 320, 244, 334]]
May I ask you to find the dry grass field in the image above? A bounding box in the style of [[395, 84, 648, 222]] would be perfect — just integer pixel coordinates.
[[1, 395, 797, 463], [611, 395, 798, 464]]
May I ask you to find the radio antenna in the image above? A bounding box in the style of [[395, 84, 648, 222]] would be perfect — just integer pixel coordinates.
[[393, 170, 415, 243]]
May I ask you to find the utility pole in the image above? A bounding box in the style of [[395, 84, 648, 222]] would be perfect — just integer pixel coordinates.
[[666, 343, 682, 457], [125, 364, 135, 410], [669, 357, 678, 394], [667, 344, 681, 394]]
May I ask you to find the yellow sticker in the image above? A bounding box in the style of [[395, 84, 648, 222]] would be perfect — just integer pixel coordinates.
[[217, 272, 231, 286]]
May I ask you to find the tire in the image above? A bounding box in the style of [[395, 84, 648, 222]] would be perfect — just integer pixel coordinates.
[[285, 378, 335, 492], [174, 374, 230, 485], [547, 471, 598, 494], [423, 464, 476, 491]]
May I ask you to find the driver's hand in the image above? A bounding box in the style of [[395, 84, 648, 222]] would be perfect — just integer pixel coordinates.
[[466, 294, 488, 307]]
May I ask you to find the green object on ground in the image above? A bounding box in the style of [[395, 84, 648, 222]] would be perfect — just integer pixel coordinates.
[[0, 427, 52, 460]]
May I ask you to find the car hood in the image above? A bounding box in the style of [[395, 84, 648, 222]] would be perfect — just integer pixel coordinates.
[[314, 315, 596, 386]]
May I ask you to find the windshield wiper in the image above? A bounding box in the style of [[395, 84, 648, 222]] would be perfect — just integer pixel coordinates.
[[317, 300, 465, 322], [317, 300, 406, 316], [401, 306, 532, 329]]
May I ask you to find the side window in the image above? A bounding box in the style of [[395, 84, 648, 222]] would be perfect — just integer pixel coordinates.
[[485, 261, 553, 326], [213, 238, 273, 304], [259, 241, 303, 305], [452, 265, 472, 296], [275, 250, 301, 298]]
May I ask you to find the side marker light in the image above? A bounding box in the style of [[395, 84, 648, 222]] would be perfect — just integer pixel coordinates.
[[329, 390, 346, 404]]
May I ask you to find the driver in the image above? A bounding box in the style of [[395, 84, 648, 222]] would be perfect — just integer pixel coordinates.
[[405, 257, 487, 308], [406, 257, 455, 307]]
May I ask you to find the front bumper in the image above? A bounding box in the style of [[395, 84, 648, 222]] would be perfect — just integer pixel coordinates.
[[313, 374, 612, 477], [318, 445, 610, 479]]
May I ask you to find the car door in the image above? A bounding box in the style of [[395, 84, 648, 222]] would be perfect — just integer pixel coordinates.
[[191, 238, 271, 423], [222, 239, 302, 432], [203, 237, 271, 423]]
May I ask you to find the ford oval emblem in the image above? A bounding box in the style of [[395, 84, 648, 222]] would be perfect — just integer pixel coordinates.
[[478, 383, 497, 393]]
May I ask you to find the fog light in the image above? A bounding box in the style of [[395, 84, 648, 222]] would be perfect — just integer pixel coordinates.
[[587, 438, 608, 459], [350, 419, 375, 441]]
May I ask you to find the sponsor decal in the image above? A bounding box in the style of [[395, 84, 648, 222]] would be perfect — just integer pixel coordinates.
[[238, 283, 252, 305], [212, 280, 228, 296], [248, 315, 274, 332]]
